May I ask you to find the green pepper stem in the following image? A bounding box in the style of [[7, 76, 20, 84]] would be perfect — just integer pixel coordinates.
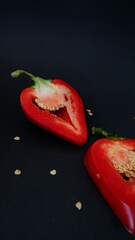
[[11, 69, 34, 79], [92, 127, 125, 140], [11, 69, 52, 89]]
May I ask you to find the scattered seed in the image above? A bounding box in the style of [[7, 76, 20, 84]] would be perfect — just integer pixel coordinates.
[[86, 109, 93, 116], [88, 112, 93, 116], [14, 169, 21, 175], [50, 169, 57, 175], [14, 136, 20, 141], [75, 201, 82, 210]]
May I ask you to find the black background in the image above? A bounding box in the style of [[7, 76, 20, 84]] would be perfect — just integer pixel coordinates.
[[1, 0, 135, 239]]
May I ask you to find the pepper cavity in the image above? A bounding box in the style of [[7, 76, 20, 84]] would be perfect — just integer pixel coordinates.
[[102, 142, 135, 179], [11, 69, 79, 127], [113, 150, 135, 178]]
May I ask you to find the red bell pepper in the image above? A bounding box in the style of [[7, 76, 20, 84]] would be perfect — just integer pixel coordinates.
[[84, 136, 135, 234], [11, 70, 87, 145]]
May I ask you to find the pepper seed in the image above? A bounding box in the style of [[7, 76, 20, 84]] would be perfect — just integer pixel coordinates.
[[75, 201, 82, 210], [50, 169, 57, 175], [14, 136, 20, 141], [86, 109, 93, 116], [96, 173, 100, 179], [14, 169, 21, 175]]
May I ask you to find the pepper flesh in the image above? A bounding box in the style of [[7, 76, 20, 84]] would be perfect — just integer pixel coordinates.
[[11, 70, 87, 145], [84, 138, 135, 234]]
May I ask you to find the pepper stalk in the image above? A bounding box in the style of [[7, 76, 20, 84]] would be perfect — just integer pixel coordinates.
[[11, 69, 53, 90], [92, 127, 125, 140]]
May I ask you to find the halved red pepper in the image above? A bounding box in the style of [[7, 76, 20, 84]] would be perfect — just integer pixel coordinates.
[[11, 70, 87, 145], [84, 137, 135, 234]]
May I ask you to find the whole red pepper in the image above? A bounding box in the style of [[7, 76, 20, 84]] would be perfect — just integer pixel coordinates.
[[11, 70, 87, 145], [84, 137, 135, 234]]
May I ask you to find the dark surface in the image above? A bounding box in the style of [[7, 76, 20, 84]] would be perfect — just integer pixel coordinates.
[[1, 0, 135, 239]]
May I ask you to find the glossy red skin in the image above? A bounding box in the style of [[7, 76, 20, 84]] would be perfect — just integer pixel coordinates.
[[20, 79, 87, 145], [84, 138, 135, 234]]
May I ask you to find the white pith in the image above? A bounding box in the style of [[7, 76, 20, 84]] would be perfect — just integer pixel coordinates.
[[34, 83, 80, 130], [102, 142, 135, 178]]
